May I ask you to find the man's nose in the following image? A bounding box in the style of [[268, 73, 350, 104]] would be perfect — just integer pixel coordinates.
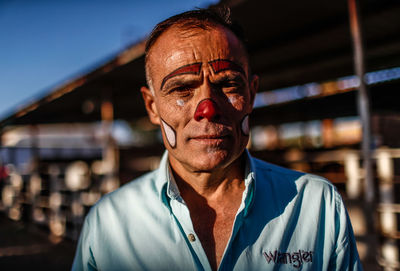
[[194, 98, 220, 121]]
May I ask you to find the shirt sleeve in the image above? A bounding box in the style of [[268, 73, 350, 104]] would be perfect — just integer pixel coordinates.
[[329, 191, 363, 271], [71, 215, 98, 271]]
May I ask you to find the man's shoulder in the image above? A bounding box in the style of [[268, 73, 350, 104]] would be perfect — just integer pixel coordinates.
[[250, 155, 344, 226], [112, 169, 159, 195], [251, 156, 304, 178], [250, 155, 337, 194], [89, 169, 161, 215]]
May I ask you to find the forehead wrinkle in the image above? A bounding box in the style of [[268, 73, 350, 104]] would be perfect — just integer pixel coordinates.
[[160, 62, 202, 90]]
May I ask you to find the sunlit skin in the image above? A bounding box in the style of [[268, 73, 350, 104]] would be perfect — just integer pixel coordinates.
[[141, 24, 258, 270]]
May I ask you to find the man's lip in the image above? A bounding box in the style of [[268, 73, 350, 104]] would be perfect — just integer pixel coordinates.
[[190, 134, 230, 140], [193, 135, 227, 139]]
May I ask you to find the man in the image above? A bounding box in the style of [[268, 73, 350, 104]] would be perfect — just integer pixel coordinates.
[[72, 8, 362, 270]]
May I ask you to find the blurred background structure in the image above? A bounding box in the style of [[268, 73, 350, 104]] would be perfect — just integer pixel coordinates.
[[1, 0, 400, 270]]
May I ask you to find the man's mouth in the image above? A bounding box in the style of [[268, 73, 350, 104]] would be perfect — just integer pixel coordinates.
[[192, 134, 228, 139], [189, 134, 231, 145], [187, 124, 232, 144]]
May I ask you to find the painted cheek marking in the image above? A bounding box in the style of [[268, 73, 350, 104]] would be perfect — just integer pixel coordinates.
[[228, 96, 237, 105], [160, 62, 202, 90], [161, 119, 176, 148], [208, 59, 245, 75], [176, 99, 185, 107], [241, 115, 250, 136]]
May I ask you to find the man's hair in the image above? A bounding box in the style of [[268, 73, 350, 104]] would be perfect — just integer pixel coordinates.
[[144, 7, 248, 92]]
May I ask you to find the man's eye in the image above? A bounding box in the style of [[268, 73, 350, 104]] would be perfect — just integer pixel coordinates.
[[170, 86, 192, 96], [222, 81, 242, 92]]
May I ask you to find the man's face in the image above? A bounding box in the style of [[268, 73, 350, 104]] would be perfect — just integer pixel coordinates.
[[142, 25, 258, 173]]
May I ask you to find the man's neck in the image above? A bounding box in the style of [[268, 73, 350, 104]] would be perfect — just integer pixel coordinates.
[[169, 155, 245, 199]]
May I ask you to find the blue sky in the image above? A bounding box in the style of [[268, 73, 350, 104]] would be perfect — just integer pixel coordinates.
[[0, 0, 218, 119]]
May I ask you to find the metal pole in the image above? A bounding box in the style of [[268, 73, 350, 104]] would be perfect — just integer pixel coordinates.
[[348, 0, 374, 203], [348, 1, 380, 269]]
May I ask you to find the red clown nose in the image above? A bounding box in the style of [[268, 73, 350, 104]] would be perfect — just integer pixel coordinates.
[[194, 99, 219, 121]]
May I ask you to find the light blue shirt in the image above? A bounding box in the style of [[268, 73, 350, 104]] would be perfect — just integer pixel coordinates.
[[72, 150, 362, 270]]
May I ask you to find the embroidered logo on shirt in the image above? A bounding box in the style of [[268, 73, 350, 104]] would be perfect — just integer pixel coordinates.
[[263, 250, 313, 268]]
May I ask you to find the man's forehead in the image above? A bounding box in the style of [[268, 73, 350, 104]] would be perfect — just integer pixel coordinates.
[[147, 25, 249, 88]]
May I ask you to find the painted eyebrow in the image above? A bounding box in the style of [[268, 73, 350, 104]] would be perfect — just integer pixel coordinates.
[[208, 59, 245, 75], [211, 73, 245, 84], [160, 62, 202, 90]]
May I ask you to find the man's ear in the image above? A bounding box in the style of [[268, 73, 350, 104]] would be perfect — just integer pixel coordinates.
[[249, 74, 259, 109], [140, 86, 160, 125]]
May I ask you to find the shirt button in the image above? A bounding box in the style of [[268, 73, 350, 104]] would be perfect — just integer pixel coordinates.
[[188, 233, 196, 242]]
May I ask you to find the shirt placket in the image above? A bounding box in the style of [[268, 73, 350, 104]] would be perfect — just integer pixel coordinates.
[[164, 151, 255, 271], [170, 198, 213, 271], [218, 172, 254, 271]]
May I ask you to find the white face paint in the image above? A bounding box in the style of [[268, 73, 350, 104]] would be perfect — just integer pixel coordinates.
[[241, 115, 250, 136], [161, 119, 176, 148], [176, 99, 185, 107], [228, 96, 237, 105]]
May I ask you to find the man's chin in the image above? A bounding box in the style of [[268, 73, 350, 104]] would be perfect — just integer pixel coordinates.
[[184, 150, 234, 172]]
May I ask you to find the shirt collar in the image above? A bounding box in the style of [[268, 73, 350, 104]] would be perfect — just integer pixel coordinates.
[[156, 150, 256, 216], [242, 149, 256, 217], [155, 151, 172, 210]]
